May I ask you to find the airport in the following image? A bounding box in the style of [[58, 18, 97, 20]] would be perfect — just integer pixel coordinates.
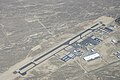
[[13, 16, 120, 76]]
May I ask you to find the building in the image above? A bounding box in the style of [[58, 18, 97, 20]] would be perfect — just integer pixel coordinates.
[[61, 49, 81, 62], [103, 27, 113, 33], [115, 17, 120, 25], [113, 51, 120, 59], [80, 35, 102, 46], [83, 53, 100, 61]]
